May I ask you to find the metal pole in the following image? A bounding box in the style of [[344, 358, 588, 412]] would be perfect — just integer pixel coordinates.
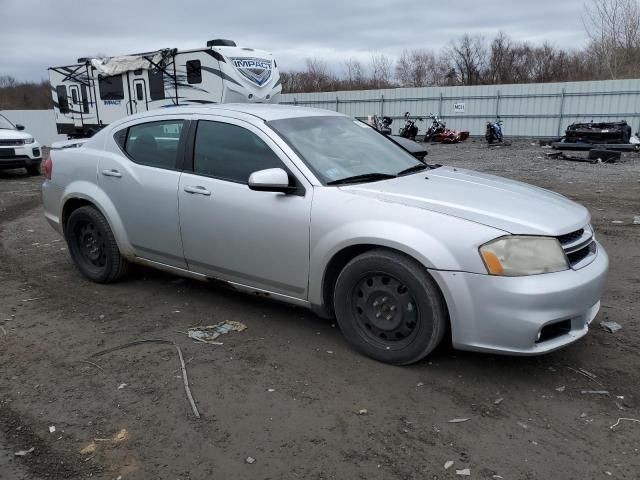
[[336, 96, 339, 112], [496, 89, 501, 117], [380, 95, 384, 117], [557, 88, 566, 137], [438, 92, 443, 117]]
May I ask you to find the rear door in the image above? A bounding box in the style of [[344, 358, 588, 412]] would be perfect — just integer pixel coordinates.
[[178, 115, 312, 298], [68, 85, 83, 128], [98, 115, 188, 267], [132, 78, 148, 112]]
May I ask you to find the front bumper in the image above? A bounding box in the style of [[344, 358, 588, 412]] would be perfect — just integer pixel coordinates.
[[431, 241, 609, 355], [0, 143, 42, 170]]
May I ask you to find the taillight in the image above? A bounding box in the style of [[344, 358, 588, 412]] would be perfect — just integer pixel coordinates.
[[44, 154, 52, 180]]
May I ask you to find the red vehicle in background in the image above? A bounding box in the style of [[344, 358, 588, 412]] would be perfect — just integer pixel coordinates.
[[423, 114, 469, 144]]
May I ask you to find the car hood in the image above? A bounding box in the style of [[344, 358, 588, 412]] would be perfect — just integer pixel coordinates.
[[341, 166, 590, 235], [0, 129, 33, 140]]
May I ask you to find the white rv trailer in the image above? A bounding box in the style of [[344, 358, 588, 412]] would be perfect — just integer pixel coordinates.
[[48, 39, 282, 137]]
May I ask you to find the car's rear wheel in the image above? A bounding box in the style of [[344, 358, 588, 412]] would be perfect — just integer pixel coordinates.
[[333, 249, 446, 365], [65, 206, 129, 283]]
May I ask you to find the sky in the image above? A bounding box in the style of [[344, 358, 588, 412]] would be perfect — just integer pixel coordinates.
[[1, 0, 590, 82]]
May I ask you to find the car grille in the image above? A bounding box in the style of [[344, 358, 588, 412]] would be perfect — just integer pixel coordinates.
[[0, 139, 24, 146], [557, 226, 596, 269]]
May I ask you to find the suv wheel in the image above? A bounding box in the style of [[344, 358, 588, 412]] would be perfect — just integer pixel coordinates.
[[333, 249, 446, 365], [65, 206, 129, 283]]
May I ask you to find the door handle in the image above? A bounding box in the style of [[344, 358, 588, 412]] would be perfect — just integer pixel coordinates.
[[101, 169, 122, 178], [183, 185, 211, 196]]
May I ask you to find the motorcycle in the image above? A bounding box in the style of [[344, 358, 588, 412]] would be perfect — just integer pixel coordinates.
[[398, 112, 422, 141], [423, 114, 469, 144], [367, 114, 393, 135], [486, 116, 504, 144]]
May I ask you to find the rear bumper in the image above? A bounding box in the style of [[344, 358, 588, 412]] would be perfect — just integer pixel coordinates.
[[431, 241, 609, 355]]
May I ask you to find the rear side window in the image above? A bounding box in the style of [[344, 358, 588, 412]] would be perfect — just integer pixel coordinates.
[[56, 86, 69, 113], [124, 120, 184, 169], [193, 121, 283, 183], [98, 75, 124, 100], [186, 60, 202, 84], [149, 70, 165, 100], [135, 83, 144, 101], [71, 88, 78, 104]]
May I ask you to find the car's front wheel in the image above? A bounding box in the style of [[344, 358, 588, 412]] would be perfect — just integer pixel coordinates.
[[333, 249, 447, 365], [65, 206, 129, 283]]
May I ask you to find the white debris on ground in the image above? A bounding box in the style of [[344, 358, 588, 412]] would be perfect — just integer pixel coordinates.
[[444, 460, 454, 470], [187, 321, 247, 345], [456, 468, 471, 476], [600, 321, 622, 333], [245, 456, 256, 464]]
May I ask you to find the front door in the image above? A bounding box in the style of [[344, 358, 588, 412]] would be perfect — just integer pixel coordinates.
[[178, 116, 312, 299], [98, 116, 188, 267]]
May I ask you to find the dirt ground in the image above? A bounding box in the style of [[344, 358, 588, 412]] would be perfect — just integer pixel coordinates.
[[1, 140, 639, 480]]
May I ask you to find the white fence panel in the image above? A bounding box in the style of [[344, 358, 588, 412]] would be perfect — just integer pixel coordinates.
[[281, 79, 640, 138]]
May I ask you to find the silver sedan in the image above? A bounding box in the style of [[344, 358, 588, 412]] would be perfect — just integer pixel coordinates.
[[42, 104, 608, 364]]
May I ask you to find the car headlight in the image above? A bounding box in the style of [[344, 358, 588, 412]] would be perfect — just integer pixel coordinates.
[[479, 236, 569, 276], [24, 137, 35, 144]]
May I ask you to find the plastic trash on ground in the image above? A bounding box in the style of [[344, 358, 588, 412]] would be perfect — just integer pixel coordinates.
[[187, 321, 247, 345]]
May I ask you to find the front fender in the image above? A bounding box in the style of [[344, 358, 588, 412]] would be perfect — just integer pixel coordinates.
[[308, 220, 495, 307]]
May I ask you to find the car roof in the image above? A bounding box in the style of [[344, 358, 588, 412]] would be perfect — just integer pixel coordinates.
[[128, 104, 346, 122]]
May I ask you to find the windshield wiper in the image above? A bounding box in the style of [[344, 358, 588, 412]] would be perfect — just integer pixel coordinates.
[[397, 164, 428, 176], [327, 173, 396, 186]]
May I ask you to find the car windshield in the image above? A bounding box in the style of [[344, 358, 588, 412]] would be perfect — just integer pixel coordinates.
[[0, 114, 16, 130], [268, 116, 423, 185]]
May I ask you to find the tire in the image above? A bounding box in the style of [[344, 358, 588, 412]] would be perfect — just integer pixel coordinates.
[[333, 249, 447, 365], [26, 164, 40, 176], [65, 206, 129, 283]]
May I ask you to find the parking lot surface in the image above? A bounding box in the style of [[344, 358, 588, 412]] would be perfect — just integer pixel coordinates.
[[1, 141, 639, 479]]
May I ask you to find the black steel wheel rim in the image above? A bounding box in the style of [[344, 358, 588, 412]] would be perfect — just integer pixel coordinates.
[[74, 220, 107, 269], [351, 273, 420, 349]]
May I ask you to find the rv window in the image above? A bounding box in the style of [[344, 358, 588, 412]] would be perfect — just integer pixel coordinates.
[[56, 86, 69, 114], [80, 84, 89, 113], [124, 120, 184, 169], [135, 83, 144, 101], [193, 121, 283, 183], [71, 88, 78, 104], [186, 60, 202, 84], [149, 70, 165, 100], [98, 75, 125, 100]]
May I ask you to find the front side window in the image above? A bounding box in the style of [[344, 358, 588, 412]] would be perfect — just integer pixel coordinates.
[[186, 60, 202, 84], [124, 120, 184, 169], [193, 121, 283, 183], [56, 85, 69, 113], [149, 70, 165, 100], [98, 74, 124, 100], [268, 116, 422, 184]]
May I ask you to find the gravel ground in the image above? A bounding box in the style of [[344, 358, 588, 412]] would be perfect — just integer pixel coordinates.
[[1, 140, 639, 480]]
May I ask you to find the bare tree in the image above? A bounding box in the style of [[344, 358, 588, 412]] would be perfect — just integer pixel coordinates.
[[395, 49, 442, 87], [446, 35, 487, 85], [369, 52, 394, 88], [583, 0, 640, 78]]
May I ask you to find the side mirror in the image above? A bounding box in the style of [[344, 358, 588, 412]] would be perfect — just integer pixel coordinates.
[[16, 124, 25, 131], [248, 168, 296, 193]]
